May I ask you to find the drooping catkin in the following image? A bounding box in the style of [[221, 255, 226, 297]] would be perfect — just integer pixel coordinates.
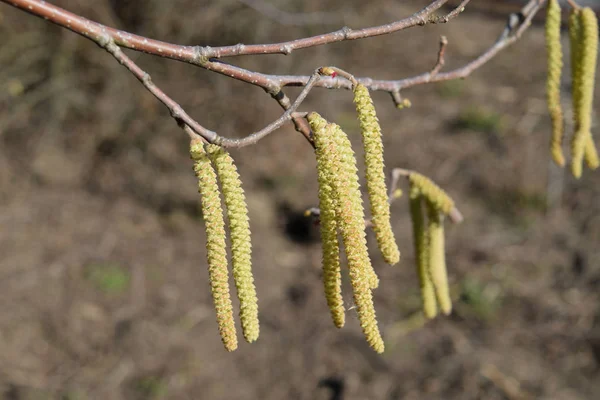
[[190, 140, 237, 352], [426, 202, 452, 315], [408, 172, 455, 216], [308, 112, 384, 353], [333, 123, 379, 290], [310, 115, 345, 329], [206, 144, 259, 343], [409, 187, 437, 319], [545, 0, 565, 167], [570, 8, 598, 178], [584, 137, 600, 169], [353, 83, 400, 265]]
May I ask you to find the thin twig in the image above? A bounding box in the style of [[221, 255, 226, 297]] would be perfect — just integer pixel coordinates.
[[430, 36, 449, 76]]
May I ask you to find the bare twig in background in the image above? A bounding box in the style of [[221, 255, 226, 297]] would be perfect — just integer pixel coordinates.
[[1, 0, 544, 148]]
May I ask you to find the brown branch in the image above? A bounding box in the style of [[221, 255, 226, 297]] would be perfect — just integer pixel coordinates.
[[1, 0, 544, 148], [430, 36, 449, 76]]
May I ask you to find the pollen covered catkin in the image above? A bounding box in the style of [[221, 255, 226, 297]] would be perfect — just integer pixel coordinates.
[[308, 112, 384, 353], [353, 83, 400, 265], [409, 187, 437, 319], [309, 114, 345, 329], [545, 0, 565, 167], [190, 140, 237, 352], [426, 203, 452, 315], [571, 8, 598, 178], [206, 144, 259, 343], [408, 172, 455, 216]]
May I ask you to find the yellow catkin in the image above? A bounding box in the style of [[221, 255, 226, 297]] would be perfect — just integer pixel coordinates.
[[545, 0, 565, 167], [206, 144, 259, 343], [308, 112, 384, 353], [332, 122, 379, 290], [426, 202, 452, 315], [571, 8, 598, 178], [190, 140, 237, 352], [409, 187, 437, 319], [353, 84, 400, 265], [408, 172, 455, 215], [310, 115, 345, 329]]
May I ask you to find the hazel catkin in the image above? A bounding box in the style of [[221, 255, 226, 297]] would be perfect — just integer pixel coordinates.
[[353, 83, 400, 265], [308, 112, 384, 353], [426, 203, 452, 315], [190, 140, 237, 352], [309, 114, 345, 329], [409, 186, 437, 319], [206, 144, 259, 343], [545, 0, 565, 167]]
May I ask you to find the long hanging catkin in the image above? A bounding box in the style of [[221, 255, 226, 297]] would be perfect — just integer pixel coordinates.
[[206, 144, 259, 343], [570, 8, 599, 178], [190, 140, 237, 352], [353, 83, 400, 265], [426, 203, 452, 315], [409, 186, 437, 319], [308, 112, 384, 353], [310, 115, 345, 329], [545, 0, 565, 167]]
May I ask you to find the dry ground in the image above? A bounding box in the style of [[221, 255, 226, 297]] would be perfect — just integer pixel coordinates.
[[1, 1, 599, 399]]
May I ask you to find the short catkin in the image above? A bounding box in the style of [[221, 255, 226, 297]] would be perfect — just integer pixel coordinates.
[[545, 0, 565, 167], [190, 140, 238, 352], [408, 172, 455, 216], [409, 186, 437, 319], [353, 83, 400, 265], [206, 144, 259, 343], [426, 203, 452, 315], [308, 112, 385, 353], [310, 115, 345, 329], [570, 8, 598, 178]]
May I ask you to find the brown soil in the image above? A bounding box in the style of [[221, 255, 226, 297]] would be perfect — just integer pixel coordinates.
[[1, 1, 599, 399]]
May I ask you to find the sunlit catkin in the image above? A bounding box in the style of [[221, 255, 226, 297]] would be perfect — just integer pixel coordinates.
[[190, 140, 237, 352], [409, 187, 437, 319], [308, 112, 384, 353], [426, 203, 452, 315], [206, 144, 259, 343], [545, 0, 565, 166], [408, 172, 455, 216], [353, 83, 400, 265], [571, 8, 598, 178], [309, 114, 345, 329]]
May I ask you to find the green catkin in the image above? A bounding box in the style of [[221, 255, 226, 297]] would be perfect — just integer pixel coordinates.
[[190, 140, 237, 352], [333, 123, 380, 290], [545, 0, 565, 167], [409, 187, 437, 319], [310, 116, 345, 329], [426, 202, 452, 315], [308, 112, 384, 353], [353, 84, 400, 265], [408, 172, 455, 216], [571, 8, 598, 178], [206, 145, 259, 343]]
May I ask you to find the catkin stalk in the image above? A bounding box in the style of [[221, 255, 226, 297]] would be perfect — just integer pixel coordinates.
[[308, 112, 384, 353], [545, 0, 565, 167], [353, 83, 400, 265], [206, 144, 259, 343], [310, 115, 346, 329], [409, 187, 437, 319], [190, 140, 237, 352], [426, 203, 452, 315]]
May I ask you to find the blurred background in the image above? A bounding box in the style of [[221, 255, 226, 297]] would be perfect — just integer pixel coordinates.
[[1, 0, 600, 399]]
